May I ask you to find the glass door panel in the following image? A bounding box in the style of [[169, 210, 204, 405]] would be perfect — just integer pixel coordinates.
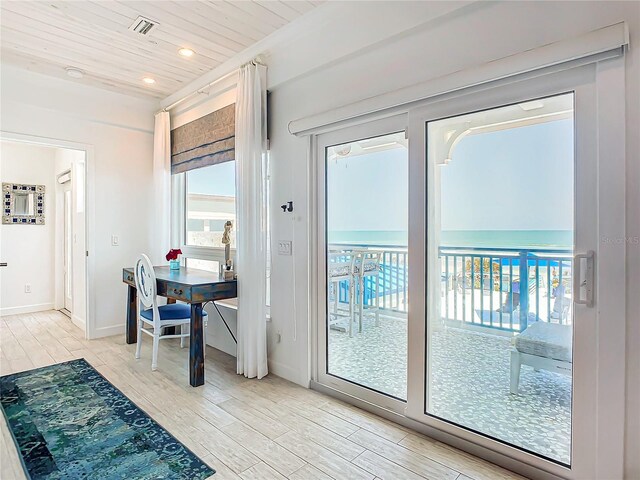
[[326, 131, 408, 400], [425, 93, 575, 464]]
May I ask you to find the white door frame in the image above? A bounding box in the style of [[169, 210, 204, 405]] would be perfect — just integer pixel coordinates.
[[0, 131, 96, 340], [310, 59, 625, 479]]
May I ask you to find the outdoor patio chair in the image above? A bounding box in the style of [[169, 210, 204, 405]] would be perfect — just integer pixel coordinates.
[[353, 250, 383, 334], [510, 320, 572, 395], [549, 284, 571, 323], [328, 250, 357, 335]]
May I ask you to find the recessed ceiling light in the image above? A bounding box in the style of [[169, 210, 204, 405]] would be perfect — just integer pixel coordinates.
[[142, 77, 156, 85], [65, 67, 84, 79], [178, 48, 195, 57]]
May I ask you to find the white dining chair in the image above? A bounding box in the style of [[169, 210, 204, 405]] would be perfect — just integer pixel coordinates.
[[134, 254, 207, 370]]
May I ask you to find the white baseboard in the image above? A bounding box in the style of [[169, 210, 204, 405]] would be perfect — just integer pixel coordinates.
[[208, 338, 236, 357], [71, 314, 86, 332], [90, 323, 124, 339], [267, 359, 304, 386], [0, 303, 54, 316]]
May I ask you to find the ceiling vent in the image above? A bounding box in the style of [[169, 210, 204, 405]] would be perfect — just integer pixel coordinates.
[[128, 16, 158, 35]]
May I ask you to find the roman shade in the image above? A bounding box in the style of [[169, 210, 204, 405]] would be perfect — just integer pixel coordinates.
[[171, 103, 235, 174]]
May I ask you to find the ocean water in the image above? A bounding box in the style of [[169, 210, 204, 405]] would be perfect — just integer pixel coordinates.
[[329, 230, 573, 248]]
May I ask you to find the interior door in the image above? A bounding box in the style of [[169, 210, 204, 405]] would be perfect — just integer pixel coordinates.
[[406, 67, 599, 478], [63, 186, 72, 313]]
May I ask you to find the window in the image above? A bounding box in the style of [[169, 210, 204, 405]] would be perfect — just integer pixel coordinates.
[[174, 154, 271, 310], [185, 162, 236, 248], [185, 257, 220, 273]]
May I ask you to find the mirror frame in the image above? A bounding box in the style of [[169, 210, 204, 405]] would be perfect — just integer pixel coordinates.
[[2, 183, 45, 225]]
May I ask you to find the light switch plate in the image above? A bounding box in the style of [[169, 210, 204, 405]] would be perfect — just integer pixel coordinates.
[[111, 235, 119, 246], [278, 240, 292, 256]]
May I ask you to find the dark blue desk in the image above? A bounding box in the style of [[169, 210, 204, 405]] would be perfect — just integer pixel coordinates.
[[122, 266, 237, 387]]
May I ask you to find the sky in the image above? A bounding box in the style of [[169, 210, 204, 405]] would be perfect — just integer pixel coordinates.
[[441, 118, 574, 231], [327, 118, 574, 234], [187, 161, 236, 196], [187, 118, 575, 235], [327, 147, 408, 232]]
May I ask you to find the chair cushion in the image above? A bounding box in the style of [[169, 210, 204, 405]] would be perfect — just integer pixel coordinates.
[[514, 321, 572, 362], [140, 303, 208, 321]]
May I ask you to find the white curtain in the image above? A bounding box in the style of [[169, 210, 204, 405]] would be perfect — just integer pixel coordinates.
[[235, 62, 268, 379], [152, 111, 172, 265]]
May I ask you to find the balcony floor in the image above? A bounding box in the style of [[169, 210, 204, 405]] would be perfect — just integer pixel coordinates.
[[328, 312, 571, 465]]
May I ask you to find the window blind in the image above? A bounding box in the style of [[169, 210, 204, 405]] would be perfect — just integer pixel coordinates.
[[171, 103, 235, 174]]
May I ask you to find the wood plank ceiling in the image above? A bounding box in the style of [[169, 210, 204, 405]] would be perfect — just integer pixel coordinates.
[[0, 1, 323, 99]]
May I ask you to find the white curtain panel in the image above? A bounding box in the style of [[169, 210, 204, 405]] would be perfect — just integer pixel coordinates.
[[235, 62, 268, 379], [152, 111, 172, 265]]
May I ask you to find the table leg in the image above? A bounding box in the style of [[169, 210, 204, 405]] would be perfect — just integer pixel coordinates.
[[126, 285, 137, 344], [189, 302, 205, 387]]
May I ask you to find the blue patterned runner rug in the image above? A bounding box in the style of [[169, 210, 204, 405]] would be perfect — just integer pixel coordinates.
[[0, 359, 215, 479]]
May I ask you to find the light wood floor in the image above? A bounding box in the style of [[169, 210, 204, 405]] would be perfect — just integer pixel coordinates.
[[0, 310, 526, 480]]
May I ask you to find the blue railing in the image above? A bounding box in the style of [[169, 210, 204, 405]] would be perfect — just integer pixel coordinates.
[[439, 246, 573, 332], [329, 244, 573, 332]]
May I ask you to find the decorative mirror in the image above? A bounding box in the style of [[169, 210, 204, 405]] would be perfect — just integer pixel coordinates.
[[2, 183, 45, 225]]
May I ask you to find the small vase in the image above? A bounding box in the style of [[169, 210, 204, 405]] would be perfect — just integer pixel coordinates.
[[169, 259, 180, 270]]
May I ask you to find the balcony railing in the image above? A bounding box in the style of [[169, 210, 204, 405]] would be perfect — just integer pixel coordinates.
[[329, 244, 573, 333]]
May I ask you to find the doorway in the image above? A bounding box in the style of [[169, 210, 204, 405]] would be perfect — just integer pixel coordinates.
[[0, 135, 88, 335]]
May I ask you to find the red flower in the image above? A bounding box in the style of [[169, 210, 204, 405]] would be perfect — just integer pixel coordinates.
[[166, 249, 183, 261]]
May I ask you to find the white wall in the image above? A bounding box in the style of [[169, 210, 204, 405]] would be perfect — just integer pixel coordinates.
[[1, 64, 158, 338], [0, 141, 57, 315]]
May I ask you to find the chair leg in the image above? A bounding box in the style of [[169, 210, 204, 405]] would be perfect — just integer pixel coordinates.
[[359, 277, 364, 333], [510, 350, 521, 395], [180, 324, 186, 348], [135, 319, 143, 359], [151, 331, 160, 371], [348, 279, 354, 337], [375, 275, 380, 327]]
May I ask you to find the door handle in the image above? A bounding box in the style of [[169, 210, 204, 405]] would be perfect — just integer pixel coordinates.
[[574, 250, 594, 307], [0, 262, 7, 267]]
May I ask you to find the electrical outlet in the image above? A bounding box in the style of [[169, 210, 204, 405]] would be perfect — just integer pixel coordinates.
[[25, 284, 31, 293], [111, 235, 119, 246], [278, 241, 292, 256]]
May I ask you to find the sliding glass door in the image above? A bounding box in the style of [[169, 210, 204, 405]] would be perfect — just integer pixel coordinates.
[[317, 115, 409, 411], [406, 68, 600, 478], [316, 66, 618, 478], [427, 92, 576, 464]]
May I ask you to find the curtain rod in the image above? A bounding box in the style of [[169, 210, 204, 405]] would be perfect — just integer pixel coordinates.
[[156, 58, 266, 116], [156, 69, 239, 116]]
